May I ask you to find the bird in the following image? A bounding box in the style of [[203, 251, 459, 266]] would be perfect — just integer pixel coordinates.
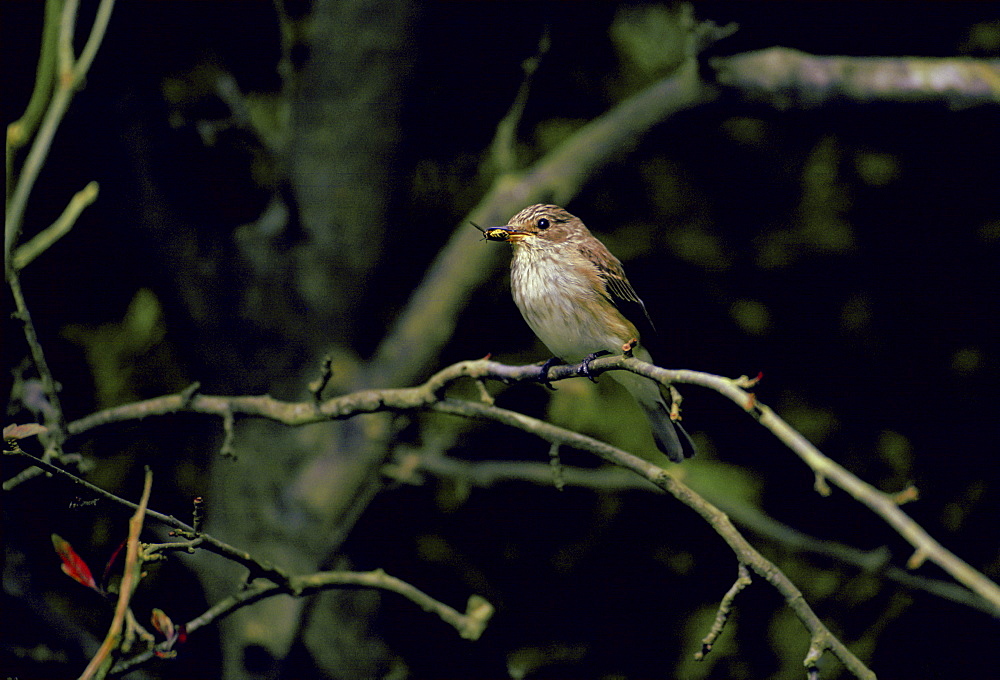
[[483, 204, 695, 462]]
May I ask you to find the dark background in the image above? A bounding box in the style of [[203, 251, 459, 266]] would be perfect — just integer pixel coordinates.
[[4, 1, 999, 679]]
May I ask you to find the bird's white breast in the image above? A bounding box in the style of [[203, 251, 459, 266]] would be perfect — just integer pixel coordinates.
[[510, 245, 625, 361]]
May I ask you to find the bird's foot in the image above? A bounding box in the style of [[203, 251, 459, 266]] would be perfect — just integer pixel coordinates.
[[578, 351, 611, 382], [538, 356, 564, 390]]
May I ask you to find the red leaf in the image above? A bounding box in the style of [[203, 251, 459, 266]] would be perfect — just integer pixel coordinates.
[[51, 534, 97, 590], [3, 422, 49, 440], [103, 538, 127, 586], [151, 608, 175, 641]]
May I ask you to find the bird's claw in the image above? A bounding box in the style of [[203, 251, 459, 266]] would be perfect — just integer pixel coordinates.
[[578, 351, 611, 382], [538, 357, 564, 390]]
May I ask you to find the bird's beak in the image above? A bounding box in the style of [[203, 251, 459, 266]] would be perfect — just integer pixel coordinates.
[[483, 226, 530, 243]]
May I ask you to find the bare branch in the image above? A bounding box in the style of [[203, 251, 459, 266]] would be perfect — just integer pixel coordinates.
[[307, 355, 334, 404], [400, 455, 996, 616], [63, 355, 1000, 618], [712, 47, 1000, 109], [696, 563, 752, 661], [110, 569, 493, 676], [9, 272, 67, 443], [5, 448, 291, 583], [79, 467, 152, 680], [428, 398, 875, 678], [5, 0, 116, 265], [8, 447, 492, 678], [13, 180, 98, 270], [60, 367, 883, 676]]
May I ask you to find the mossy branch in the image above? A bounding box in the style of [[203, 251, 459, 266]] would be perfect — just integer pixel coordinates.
[[5, 0, 116, 268], [712, 47, 1000, 108]]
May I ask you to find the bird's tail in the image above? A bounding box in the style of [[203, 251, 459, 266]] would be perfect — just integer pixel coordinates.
[[609, 370, 696, 463], [640, 399, 697, 463]]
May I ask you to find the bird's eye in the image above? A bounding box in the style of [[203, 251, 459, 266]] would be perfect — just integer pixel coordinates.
[[537, 218, 550, 230]]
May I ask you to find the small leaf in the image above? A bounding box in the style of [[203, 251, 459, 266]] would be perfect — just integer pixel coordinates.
[[103, 538, 127, 586], [51, 534, 98, 590], [3, 422, 49, 440], [151, 608, 175, 641]]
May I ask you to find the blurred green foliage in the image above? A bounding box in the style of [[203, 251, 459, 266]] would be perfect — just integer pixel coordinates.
[[62, 288, 178, 408]]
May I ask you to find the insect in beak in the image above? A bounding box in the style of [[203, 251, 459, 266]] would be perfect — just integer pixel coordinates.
[[471, 222, 506, 241], [470, 222, 529, 242], [484, 227, 515, 242]]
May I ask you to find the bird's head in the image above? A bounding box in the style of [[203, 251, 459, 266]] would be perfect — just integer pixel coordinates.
[[482, 204, 588, 247]]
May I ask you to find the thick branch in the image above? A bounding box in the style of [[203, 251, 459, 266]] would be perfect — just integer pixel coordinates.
[[428, 397, 874, 678], [712, 47, 1000, 109]]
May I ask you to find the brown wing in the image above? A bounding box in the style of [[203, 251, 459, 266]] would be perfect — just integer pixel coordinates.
[[579, 242, 662, 355]]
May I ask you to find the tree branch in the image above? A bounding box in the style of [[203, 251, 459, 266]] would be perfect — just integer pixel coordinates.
[[393, 454, 997, 616], [696, 563, 752, 661], [8, 272, 67, 444], [57, 362, 928, 677], [64, 355, 1000, 622], [13, 180, 98, 270], [712, 47, 1000, 109], [78, 467, 152, 680], [5, 0, 116, 267], [110, 569, 493, 676], [5, 447, 291, 584], [427, 398, 875, 678], [5, 446, 493, 677]]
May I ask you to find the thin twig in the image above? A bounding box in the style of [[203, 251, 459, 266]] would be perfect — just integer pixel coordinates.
[[4, 448, 291, 583], [72, 0, 117, 83], [78, 467, 152, 680], [547, 442, 565, 491], [218, 407, 236, 459], [695, 563, 752, 660], [308, 355, 334, 404], [5, 445, 493, 656], [13, 180, 98, 270], [110, 570, 492, 676], [8, 272, 66, 441]]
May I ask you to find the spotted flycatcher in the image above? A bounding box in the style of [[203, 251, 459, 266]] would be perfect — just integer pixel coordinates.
[[484, 204, 695, 462]]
